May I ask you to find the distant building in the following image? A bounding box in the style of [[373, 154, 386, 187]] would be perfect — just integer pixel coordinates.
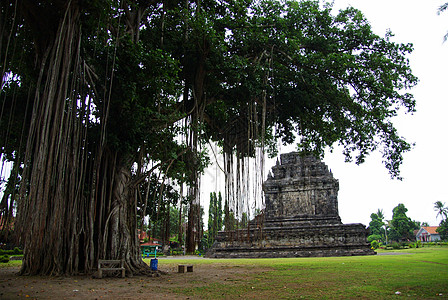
[[415, 226, 440, 242], [140, 241, 161, 257]]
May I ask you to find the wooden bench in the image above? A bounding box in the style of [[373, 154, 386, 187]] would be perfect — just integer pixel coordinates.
[[98, 259, 125, 278], [178, 264, 193, 273]]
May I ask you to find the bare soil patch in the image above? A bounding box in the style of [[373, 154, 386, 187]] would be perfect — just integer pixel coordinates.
[[0, 262, 256, 299]]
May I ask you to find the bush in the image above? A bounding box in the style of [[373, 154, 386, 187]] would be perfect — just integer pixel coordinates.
[[0, 249, 13, 255], [399, 242, 410, 249], [0, 255, 10, 263], [367, 234, 382, 243], [391, 242, 401, 249], [13, 247, 23, 255], [0, 247, 23, 255], [371, 240, 380, 249]]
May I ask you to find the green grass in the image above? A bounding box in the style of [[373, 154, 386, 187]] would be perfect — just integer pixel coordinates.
[[0, 259, 22, 268], [2, 247, 446, 299], [156, 247, 448, 299]]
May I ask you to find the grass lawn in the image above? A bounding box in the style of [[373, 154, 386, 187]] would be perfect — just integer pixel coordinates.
[[0, 259, 22, 268], [151, 246, 448, 299], [1, 247, 446, 299]]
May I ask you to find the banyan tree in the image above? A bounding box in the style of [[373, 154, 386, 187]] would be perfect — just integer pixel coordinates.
[[0, 0, 417, 275]]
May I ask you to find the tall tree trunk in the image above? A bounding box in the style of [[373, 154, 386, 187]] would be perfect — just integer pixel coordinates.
[[95, 151, 149, 274], [16, 1, 86, 275], [15, 2, 150, 276]]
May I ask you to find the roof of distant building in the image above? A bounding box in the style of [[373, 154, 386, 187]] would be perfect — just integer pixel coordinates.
[[421, 226, 439, 235], [140, 242, 159, 247]]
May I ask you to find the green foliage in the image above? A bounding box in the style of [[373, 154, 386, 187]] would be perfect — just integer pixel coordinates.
[[0, 255, 10, 263], [207, 192, 223, 249], [415, 240, 422, 248], [369, 213, 385, 239], [434, 201, 448, 221], [390, 242, 401, 249], [436, 219, 448, 241], [408, 240, 423, 248], [389, 203, 418, 241], [160, 0, 417, 176], [148, 204, 185, 242], [199, 231, 209, 253], [368, 209, 387, 242], [367, 234, 382, 243], [0, 248, 23, 255], [370, 240, 379, 249]]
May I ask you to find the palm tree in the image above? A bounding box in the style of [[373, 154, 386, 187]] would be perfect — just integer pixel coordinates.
[[434, 201, 448, 220]]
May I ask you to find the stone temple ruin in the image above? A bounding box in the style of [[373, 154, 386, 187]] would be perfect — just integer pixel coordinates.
[[206, 152, 375, 258]]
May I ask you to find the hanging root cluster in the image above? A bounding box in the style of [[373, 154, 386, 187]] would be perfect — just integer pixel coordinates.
[[221, 97, 268, 243], [2, 1, 152, 276]]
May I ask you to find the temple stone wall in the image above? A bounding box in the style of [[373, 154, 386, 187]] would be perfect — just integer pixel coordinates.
[[206, 152, 375, 258], [265, 154, 340, 219]]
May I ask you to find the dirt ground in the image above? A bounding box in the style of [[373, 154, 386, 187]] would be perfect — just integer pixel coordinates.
[[0, 259, 253, 299]]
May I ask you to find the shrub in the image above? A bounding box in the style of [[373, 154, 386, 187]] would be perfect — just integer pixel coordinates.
[[367, 234, 382, 243], [371, 240, 380, 249], [0, 248, 23, 256], [399, 242, 410, 248], [0, 255, 10, 263], [391, 242, 401, 249]]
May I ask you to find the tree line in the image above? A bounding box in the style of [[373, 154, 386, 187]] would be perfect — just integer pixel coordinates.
[[368, 201, 448, 246]]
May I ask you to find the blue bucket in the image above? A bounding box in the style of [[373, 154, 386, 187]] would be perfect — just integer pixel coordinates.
[[150, 258, 158, 271]]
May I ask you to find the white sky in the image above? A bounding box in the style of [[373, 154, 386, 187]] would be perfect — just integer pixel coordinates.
[[201, 0, 448, 227], [326, 0, 448, 226]]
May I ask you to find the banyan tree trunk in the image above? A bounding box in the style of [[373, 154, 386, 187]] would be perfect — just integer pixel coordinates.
[[15, 2, 149, 276], [93, 152, 150, 275]]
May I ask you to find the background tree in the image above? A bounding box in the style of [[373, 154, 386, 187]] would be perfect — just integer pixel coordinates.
[[436, 219, 448, 241], [368, 211, 385, 243], [434, 201, 447, 220], [389, 203, 418, 241], [207, 192, 223, 249], [376, 209, 389, 244], [434, 201, 448, 241]]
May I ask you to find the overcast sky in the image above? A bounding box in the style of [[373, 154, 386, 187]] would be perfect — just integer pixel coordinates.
[[324, 0, 448, 226], [201, 0, 448, 227]]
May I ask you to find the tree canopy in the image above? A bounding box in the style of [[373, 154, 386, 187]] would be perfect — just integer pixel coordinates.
[[0, 0, 417, 275], [389, 203, 419, 242], [368, 211, 385, 241]]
